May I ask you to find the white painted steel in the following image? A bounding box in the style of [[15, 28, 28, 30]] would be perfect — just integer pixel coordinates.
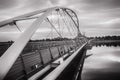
[[0, 6, 81, 80], [0, 7, 57, 80]]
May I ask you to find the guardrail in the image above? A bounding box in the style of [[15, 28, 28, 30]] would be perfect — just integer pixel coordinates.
[[43, 42, 87, 80]]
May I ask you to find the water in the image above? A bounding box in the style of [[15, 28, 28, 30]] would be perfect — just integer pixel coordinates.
[[82, 46, 120, 80]]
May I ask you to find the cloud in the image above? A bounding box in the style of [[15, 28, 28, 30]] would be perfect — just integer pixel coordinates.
[[102, 18, 120, 25], [22, 0, 53, 10], [81, 0, 120, 11], [0, 0, 18, 9], [0, 0, 120, 41], [0, 0, 53, 21], [0, 32, 21, 42]]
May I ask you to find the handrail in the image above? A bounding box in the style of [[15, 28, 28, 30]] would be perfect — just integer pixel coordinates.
[[43, 42, 87, 80], [28, 65, 51, 80], [28, 51, 68, 80]]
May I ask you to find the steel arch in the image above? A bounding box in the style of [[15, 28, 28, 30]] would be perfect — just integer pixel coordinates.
[[0, 7, 81, 80]]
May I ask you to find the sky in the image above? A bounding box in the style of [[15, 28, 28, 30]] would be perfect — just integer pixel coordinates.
[[0, 0, 120, 41]]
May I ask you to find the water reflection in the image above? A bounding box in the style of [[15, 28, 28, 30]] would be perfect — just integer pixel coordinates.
[[82, 46, 120, 80], [93, 42, 120, 47]]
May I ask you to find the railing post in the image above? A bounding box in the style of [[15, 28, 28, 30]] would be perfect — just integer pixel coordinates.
[[57, 46, 62, 57], [38, 46, 44, 65], [49, 48, 54, 60], [20, 54, 28, 79]]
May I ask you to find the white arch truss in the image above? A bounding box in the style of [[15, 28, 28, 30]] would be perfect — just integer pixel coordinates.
[[0, 6, 81, 80]]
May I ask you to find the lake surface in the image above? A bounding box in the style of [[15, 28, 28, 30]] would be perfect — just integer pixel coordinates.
[[82, 46, 120, 80]]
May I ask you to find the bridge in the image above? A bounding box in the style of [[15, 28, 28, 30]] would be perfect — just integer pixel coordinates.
[[0, 7, 91, 80]]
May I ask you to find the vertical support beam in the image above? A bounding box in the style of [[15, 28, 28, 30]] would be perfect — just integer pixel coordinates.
[[38, 45, 44, 65], [49, 48, 54, 60], [20, 55, 28, 79], [57, 46, 62, 57], [0, 8, 55, 80]]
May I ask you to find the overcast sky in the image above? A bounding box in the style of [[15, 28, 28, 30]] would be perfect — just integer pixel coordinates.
[[0, 0, 120, 41]]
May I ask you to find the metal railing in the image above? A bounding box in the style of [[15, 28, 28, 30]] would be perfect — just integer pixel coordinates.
[[43, 42, 87, 80]]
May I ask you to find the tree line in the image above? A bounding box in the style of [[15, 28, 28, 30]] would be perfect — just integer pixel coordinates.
[[88, 35, 120, 41]]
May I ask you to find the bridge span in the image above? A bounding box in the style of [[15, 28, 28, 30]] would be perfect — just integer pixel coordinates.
[[0, 7, 90, 80]]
